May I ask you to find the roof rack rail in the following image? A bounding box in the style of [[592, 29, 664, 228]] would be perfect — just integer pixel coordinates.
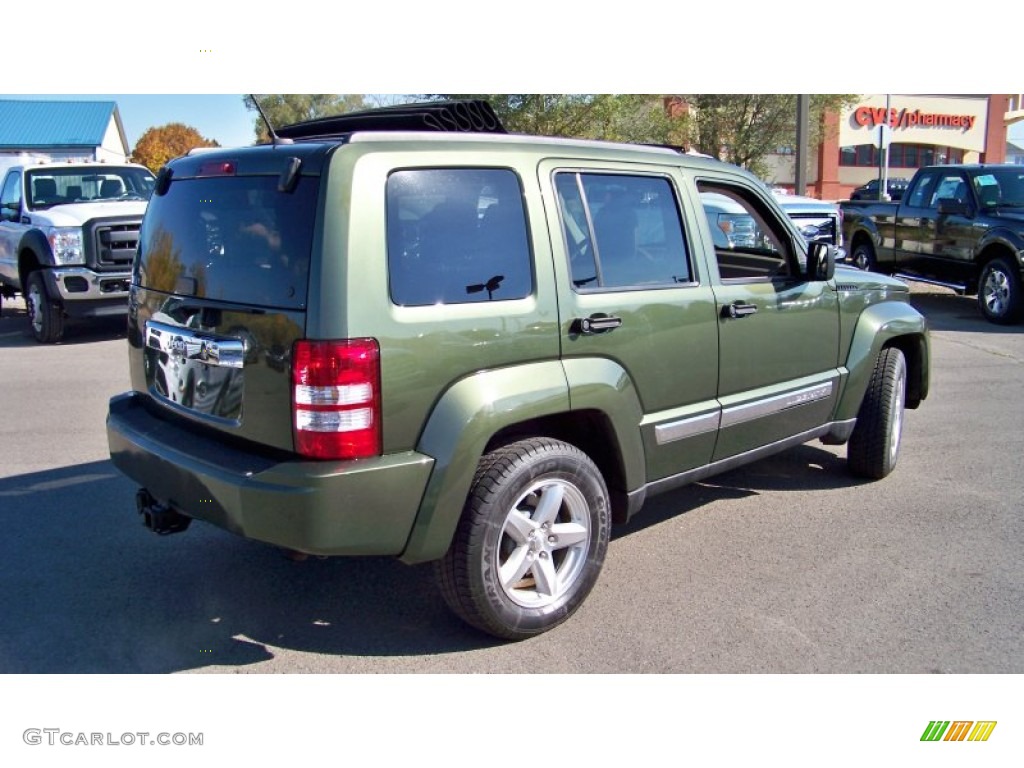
[[275, 99, 506, 141]]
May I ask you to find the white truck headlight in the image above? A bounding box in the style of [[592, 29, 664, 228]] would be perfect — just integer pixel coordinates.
[[47, 227, 85, 266]]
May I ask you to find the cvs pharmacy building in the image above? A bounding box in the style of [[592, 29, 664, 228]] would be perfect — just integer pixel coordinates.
[[786, 94, 1014, 199]]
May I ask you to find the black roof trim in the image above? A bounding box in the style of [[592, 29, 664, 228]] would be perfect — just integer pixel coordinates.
[[275, 100, 506, 141]]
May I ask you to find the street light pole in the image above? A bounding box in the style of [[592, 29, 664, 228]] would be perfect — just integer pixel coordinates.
[[880, 94, 891, 201]]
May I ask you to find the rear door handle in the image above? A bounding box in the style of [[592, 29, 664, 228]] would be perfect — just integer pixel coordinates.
[[721, 302, 758, 319], [572, 315, 623, 335]]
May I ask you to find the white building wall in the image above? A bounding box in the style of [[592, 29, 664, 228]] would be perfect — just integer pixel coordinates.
[[97, 117, 129, 163]]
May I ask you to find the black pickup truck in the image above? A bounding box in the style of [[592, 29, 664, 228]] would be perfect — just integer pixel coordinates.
[[841, 164, 1024, 324]]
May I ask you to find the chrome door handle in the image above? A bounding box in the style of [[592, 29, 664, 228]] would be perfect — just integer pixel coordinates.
[[572, 315, 623, 335], [722, 302, 758, 319]]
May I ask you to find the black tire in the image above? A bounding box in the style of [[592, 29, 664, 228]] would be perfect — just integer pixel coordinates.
[[851, 240, 876, 272], [435, 437, 611, 640], [977, 257, 1023, 325], [25, 271, 64, 344], [848, 347, 906, 480]]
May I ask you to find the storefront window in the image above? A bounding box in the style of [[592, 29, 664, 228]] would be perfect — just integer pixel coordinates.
[[840, 143, 964, 168]]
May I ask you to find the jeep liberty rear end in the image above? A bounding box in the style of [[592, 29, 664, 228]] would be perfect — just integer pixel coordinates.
[[108, 101, 929, 640]]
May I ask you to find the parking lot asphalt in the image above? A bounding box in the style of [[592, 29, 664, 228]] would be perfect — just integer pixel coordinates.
[[0, 285, 1021, 674]]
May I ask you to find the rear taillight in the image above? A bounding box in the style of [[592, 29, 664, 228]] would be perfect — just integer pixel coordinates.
[[292, 339, 381, 460]]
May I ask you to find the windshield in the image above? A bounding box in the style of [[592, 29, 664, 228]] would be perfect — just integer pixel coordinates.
[[973, 168, 1024, 209], [26, 166, 156, 210]]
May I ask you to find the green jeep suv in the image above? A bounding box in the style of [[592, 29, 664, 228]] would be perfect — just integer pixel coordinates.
[[107, 101, 929, 640]]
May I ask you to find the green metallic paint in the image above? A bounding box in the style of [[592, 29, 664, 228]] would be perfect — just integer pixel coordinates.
[[400, 361, 571, 564], [108, 394, 434, 556], [128, 287, 306, 453], [834, 300, 929, 423], [561, 357, 646, 486]]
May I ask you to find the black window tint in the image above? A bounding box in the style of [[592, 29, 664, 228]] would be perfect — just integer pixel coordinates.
[[387, 169, 532, 306], [137, 175, 315, 309], [556, 172, 690, 290]]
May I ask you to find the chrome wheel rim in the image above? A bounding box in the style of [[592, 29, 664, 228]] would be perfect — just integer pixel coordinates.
[[27, 281, 44, 334], [890, 368, 905, 465], [983, 268, 1010, 316], [496, 479, 591, 609], [854, 247, 871, 271]]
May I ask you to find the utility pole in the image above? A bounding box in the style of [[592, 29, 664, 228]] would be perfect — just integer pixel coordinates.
[[877, 94, 892, 200], [795, 95, 809, 196]]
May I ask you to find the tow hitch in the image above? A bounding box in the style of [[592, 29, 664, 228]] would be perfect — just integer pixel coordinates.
[[136, 489, 192, 535]]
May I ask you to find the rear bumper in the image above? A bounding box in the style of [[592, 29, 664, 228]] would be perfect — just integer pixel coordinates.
[[106, 392, 434, 556]]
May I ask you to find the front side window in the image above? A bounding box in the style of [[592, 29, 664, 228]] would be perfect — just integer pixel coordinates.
[[386, 168, 532, 306], [973, 168, 1024, 209], [554, 172, 690, 290], [698, 182, 795, 281]]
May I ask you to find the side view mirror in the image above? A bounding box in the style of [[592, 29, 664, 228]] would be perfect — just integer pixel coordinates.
[[806, 242, 836, 282], [0, 201, 20, 222], [937, 198, 971, 217]]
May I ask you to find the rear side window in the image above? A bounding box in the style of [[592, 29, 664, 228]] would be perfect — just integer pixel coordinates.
[[905, 172, 937, 209], [554, 172, 690, 290], [386, 168, 532, 306], [137, 176, 316, 309]]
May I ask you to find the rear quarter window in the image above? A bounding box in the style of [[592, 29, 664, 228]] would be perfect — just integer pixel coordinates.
[[386, 168, 533, 306]]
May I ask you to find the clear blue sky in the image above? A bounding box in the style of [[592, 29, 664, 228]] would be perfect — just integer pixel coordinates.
[[1, 94, 257, 149]]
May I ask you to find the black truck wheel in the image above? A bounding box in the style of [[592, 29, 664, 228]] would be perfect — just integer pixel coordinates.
[[851, 241, 877, 272], [25, 271, 65, 344], [435, 437, 610, 640], [977, 257, 1023, 325], [848, 347, 906, 480]]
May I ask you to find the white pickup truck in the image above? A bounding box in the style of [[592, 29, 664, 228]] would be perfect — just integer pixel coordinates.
[[0, 161, 155, 342]]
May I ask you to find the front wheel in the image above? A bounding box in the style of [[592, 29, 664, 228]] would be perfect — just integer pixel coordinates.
[[435, 438, 611, 640], [851, 241, 876, 272], [848, 347, 906, 480], [25, 271, 64, 344], [977, 257, 1023, 325]]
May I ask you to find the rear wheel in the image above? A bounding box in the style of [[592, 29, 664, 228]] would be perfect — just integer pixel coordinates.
[[977, 257, 1023, 325], [848, 347, 906, 479], [25, 271, 64, 344], [435, 438, 610, 640]]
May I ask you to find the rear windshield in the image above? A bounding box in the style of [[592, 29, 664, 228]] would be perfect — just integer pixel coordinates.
[[137, 175, 316, 309]]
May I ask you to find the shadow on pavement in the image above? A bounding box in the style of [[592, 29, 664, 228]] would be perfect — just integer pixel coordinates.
[[909, 291, 1024, 334], [0, 301, 127, 348], [614, 443, 858, 539], [0, 443, 863, 672], [0, 461, 502, 674]]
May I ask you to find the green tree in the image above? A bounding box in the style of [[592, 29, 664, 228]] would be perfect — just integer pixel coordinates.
[[420, 94, 858, 179], [243, 95, 368, 141], [132, 123, 219, 172], [669, 94, 858, 177], [418, 94, 671, 143]]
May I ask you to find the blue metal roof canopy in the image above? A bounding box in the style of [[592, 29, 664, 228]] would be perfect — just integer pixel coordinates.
[[0, 100, 126, 155]]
